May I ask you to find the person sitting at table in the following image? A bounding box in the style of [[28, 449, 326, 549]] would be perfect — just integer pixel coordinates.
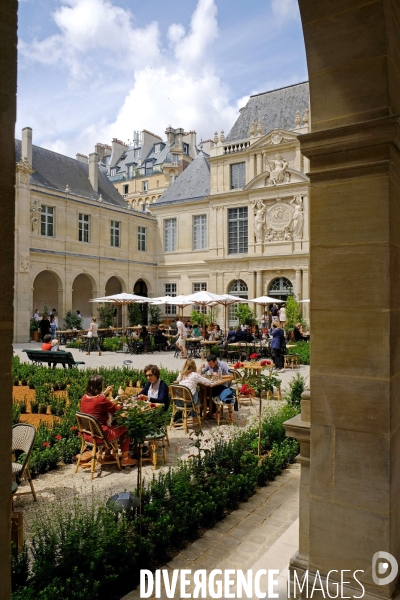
[[80, 375, 136, 466], [252, 324, 261, 339], [212, 324, 223, 344], [41, 334, 52, 350], [87, 316, 101, 356], [137, 364, 169, 409], [192, 323, 201, 338], [294, 323, 307, 342], [154, 326, 170, 350], [199, 354, 236, 411], [177, 359, 213, 407], [261, 326, 269, 340]]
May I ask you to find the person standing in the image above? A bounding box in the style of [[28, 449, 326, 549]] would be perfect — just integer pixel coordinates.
[[87, 316, 101, 356], [271, 303, 279, 324], [39, 314, 51, 341], [270, 322, 285, 372], [33, 309, 40, 322], [175, 316, 187, 358], [279, 304, 287, 328], [76, 310, 83, 328], [49, 314, 58, 339]]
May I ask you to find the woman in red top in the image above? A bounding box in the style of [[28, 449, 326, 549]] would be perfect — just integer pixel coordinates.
[[80, 375, 136, 466]]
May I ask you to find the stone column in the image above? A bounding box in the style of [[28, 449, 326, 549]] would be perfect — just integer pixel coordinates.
[[284, 390, 311, 575], [256, 153, 262, 176], [296, 1, 400, 598], [302, 268, 309, 324], [295, 268, 302, 301], [302, 194, 309, 241], [256, 270, 263, 317], [1, 1, 17, 596]]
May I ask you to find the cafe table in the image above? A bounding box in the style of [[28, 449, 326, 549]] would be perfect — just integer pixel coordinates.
[[198, 378, 226, 420]]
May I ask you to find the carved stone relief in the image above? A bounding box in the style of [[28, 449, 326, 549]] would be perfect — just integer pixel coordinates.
[[30, 198, 40, 231], [252, 195, 304, 243], [264, 155, 289, 186], [16, 157, 34, 185], [20, 253, 30, 273]]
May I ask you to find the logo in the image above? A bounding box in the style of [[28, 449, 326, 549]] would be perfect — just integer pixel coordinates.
[[372, 552, 398, 586]]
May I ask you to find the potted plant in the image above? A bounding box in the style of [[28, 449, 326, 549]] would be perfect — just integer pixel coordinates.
[[30, 318, 40, 341]]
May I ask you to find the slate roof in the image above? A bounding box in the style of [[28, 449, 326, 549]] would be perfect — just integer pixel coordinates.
[[225, 82, 309, 143], [155, 152, 210, 205], [16, 140, 126, 207]]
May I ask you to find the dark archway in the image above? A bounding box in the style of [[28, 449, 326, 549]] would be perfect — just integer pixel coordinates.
[[134, 279, 148, 325]]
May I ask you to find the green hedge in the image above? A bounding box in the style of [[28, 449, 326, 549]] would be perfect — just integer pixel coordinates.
[[12, 404, 299, 600], [286, 341, 310, 364]]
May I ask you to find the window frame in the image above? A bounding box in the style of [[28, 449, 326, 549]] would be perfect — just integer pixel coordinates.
[[138, 226, 147, 252], [193, 214, 207, 250], [230, 162, 246, 189], [78, 213, 90, 243], [142, 180, 149, 192], [228, 207, 248, 255], [164, 218, 177, 252], [40, 205, 55, 237], [164, 283, 177, 315], [110, 220, 121, 248]]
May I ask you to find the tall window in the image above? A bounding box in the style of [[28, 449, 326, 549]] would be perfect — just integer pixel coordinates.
[[193, 282, 207, 314], [165, 283, 177, 315], [110, 220, 120, 247], [142, 180, 148, 192], [138, 226, 146, 251], [172, 153, 179, 164], [41, 205, 54, 237], [78, 213, 90, 243], [228, 207, 248, 254], [228, 280, 248, 324], [230, 162, 246, 189], [123, 184, 129, 195], [193, 215, 207, 250], [164, 218, 177, 252]]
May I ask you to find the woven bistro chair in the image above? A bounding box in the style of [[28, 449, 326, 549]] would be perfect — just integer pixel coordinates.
[[12, 423, 37, 502], [75, 412, 122, 480], [169, 384, 202, 434]]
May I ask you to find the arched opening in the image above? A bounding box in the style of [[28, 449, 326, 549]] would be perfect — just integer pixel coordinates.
[[133, 279, 148, 325], [33, 270, 63, 318], [268, 277, 293, 301], [72, 274, 95, 329], [105, 276, 123, 326], [227, 279, 248, 326]]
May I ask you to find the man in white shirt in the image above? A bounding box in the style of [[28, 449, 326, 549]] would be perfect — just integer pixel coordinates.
[[175, 316, 187, 358]]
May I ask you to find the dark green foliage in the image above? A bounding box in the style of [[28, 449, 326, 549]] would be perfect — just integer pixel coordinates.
[[128, 303, 142, 326], [97, 303, 115, 328], [102, 337, 122, 352], [149, 305, 161, 325], [12, 403, 21, 425], [286, 341, 310, 364], [210, 345, 220, 357], [283, 372, 307, 407], [12, 403, 299, 600], [63, 310, 82, 330]]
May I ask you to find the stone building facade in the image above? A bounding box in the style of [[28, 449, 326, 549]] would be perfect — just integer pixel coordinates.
[[14, 127, 158, 342], [151, 82, 311, 323]]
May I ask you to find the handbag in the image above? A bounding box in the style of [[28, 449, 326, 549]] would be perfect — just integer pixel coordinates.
[[87, 331, 93, 338]]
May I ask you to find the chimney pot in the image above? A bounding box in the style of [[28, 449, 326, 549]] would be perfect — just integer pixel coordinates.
[[88, 152, 99, 193], [22, 127, 32, 165]]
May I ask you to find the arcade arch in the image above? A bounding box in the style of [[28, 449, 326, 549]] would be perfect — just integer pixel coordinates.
[[227, 279, 248, 325], [72, 274, 95, 328], [32, 270, 63, 317]]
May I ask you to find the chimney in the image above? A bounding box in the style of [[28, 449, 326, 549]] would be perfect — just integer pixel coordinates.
[[22, 127, 32, 164], [88, 153, 99, 193], [76, 153, 88, 163]]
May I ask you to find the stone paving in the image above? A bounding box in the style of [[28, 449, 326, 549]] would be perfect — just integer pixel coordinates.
[[122, 463, 300, 599]]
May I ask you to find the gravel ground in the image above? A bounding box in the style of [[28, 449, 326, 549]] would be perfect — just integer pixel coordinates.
[[12, 342, 309, 536]]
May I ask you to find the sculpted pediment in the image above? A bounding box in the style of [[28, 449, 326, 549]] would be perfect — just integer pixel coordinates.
[[252, 195, 305, 243], [251, 128, 299, 150], [245, 167, 309, 191]]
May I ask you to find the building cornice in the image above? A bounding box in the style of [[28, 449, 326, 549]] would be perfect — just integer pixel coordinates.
[[29, 247, 157, 266]]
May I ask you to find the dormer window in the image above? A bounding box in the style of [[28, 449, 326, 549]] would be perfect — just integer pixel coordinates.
[[154, 143, 165, 153], [110, 168, 117, 177], [183, 143, 189, 155], [172, 153, 179, 164]]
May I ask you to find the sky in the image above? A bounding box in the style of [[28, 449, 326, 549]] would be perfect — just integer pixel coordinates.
[[17, 0, 308, 157]]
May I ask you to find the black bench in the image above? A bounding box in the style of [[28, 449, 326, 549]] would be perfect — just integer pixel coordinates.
[[22, 349, 85, 368]]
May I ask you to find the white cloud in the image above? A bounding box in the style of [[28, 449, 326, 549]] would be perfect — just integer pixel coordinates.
[[19, 0, 246, 155], [271, 0, 299, 23]]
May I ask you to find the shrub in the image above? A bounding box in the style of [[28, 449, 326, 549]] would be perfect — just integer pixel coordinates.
[[63, 310, 83, 330], [234, 304, 257, 326], [283, 372, 307, 407], [210, 345, 220, 357], [149, 305, 161, 325], [13, 404, 299, 600], [12, 403, 21, 425], [102, 337, 123, 352], [286, 341, 310, 364], [128, 303, 142, 326], [97, 303, 115, 328]]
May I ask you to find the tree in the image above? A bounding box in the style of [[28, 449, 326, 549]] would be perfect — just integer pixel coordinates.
[[97, 304, 115, 328], [63, 310, 82, 329], [234, 304, 257, 326], [285, 295, 305, 330], [128, 303, 142, 326], [149, 305, 161, 325]]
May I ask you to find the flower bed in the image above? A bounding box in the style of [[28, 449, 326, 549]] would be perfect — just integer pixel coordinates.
[[12, 404, 299, 600], [11, 357, 179, 477]]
